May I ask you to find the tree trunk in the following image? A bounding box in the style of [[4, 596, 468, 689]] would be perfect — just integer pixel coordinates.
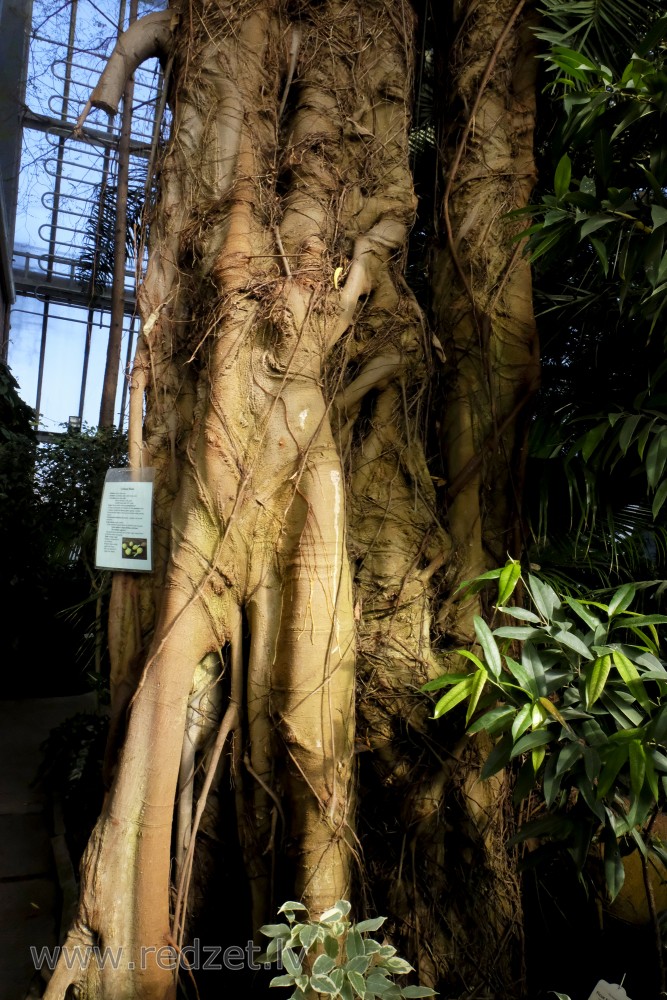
[[45, 1, 538, 998]]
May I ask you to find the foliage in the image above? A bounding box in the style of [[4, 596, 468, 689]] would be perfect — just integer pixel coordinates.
[[424, 562, 667, 899], [35, 423, 127, 568], [259, 900, 436, 1000], [516, 22, 667, 334], [76, 182, 146, 293]]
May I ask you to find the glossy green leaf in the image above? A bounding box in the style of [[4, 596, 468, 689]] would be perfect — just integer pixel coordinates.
[[497, 605, 541, 623], [421, 673, 470, 693], [628, 740, 646, 800], [480, 734, 513, 779], [312, 955, 336, 977], [433, 676, 474, 719], [310, 975, 339, 994], [510, 729, 552, 759], [554, 153, 572, 198], [552, 629, 594, 659], [466, 668, 488, 724], [527, 574, 560, 619], [504, 655, 539, 697], [497, 560, 522, 606], [612, 649, 651, 711], [457, 649, 486, 672], [608, 583, 636, 616], [585, 654, 612, 708], [652, 478, 667, 518], [466, 705, 516, 736], [511, 703, 533, 741], [493, 626, 543, 640], [596, 745, 628, 798], [474, 616, 502, 677], [645, 428, 667, 489], [270, 974, 296, 987], [563, 595, 601, 630], [603, 829, 625, 901], [354, 916, 386, 933]]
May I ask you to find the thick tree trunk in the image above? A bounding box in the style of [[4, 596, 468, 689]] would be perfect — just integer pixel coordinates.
[[46, 1, 419, 997], [45, 1, 538, 998]]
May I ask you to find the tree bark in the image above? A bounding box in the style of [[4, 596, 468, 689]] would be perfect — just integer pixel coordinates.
[[45, 1, 539, 997]]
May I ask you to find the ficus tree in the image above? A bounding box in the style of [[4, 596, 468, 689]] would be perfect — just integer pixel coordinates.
[[42, 0, 539, 998]]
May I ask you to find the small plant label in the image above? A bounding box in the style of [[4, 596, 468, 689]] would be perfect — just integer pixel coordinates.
[[95, 468, 154, 572], [587, 982, 631, 1000]]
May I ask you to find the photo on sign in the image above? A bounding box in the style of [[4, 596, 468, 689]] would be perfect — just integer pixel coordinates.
[[121, 537, 148, 561]]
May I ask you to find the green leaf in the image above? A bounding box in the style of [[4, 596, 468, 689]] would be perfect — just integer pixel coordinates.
[[554, 153, 572, 198], [597, 745, 628, 800], [401, 989, 437, 998], [466, 668, 488, 724], [527, 573, 559, 620], [497, 606, 541, 623], [603, 829, 625, 901], [466, 705, 516, 736], [504, 655, 539, 697], [511, 703, 533, 741], [383, 958, 413, 974], [510, 729, 552, 759], [618, 413, 642, 455], [271, 975, 297, 987], [313, 955, 336, 977], [299, 925, 319, 951], [324, 935, 339, 959], [523, 643, 547, 697], [421, 673, 470, 693], [345, 956, 371, 975], [652, 205, 667, 230], [552, 629, 594, 660], [347, 971, 366, 998], [543, 752, 564, 807], [590, 237, 609, 275], [585, 655, 612, 708], [278, 901, 308, 916], [612, 649, 651, 711], [260, 924, 292, 938], [556, 742, 583, 776], [310, 975, 339, 995], [608, 583, 636, 616], [433, 676, 474, 719], [563, 596, 601, 630], [282, 949, 303, 977], [457, 649, 486, 672], [474, 616, 502, 678], [628, 740, 646, 800], [354, 917, 386, 933], [455, 568, 502, 594], [493, 626, 543, 640], [652, 479, 667, 519], [497, 560, 522, 606], [579, 214, 614, 239], [346, 928, 364, 960], [481, 734, 513, 779], [645, 429, 667, 490]]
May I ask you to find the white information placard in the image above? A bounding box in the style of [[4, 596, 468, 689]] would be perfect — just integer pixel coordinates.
[[587, 981, 631, 1000], [95, 468, 154, 572]]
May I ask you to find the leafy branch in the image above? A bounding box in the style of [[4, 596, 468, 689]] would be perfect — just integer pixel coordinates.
[[259, 900, 436, 1000], [424, 561, 667, 899]]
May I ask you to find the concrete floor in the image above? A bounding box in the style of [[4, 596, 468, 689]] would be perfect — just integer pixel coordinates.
[[0, 695, 96, 1000]]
